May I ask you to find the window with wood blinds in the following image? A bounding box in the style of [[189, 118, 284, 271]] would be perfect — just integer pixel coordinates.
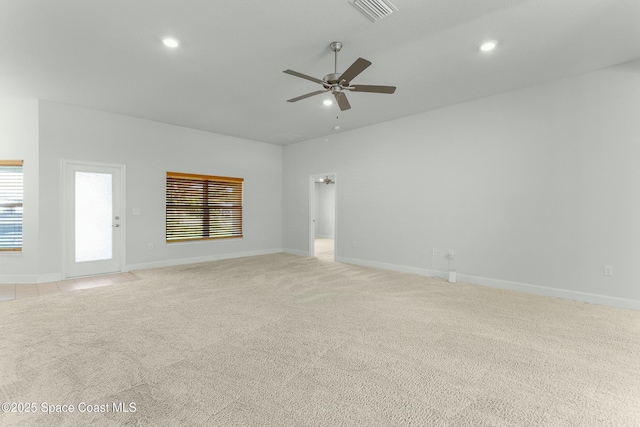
[[166, 172, 243, 242], [0, 160, 24, 251]]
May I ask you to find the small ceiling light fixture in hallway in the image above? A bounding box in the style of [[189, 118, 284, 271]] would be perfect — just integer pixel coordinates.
[[320, 176, 335, 185]]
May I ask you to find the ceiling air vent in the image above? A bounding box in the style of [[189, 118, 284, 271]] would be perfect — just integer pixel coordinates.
[[349, 0, 398, 22]]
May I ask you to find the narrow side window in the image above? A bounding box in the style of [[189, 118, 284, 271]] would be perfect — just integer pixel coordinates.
[[0, 160, 24, 251]]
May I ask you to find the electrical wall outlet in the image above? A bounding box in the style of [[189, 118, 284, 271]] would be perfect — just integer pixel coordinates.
[[448, 249, 455, 259], [432, 248, 438, 256], [148, 243, 154, 250], [604, 265, 613, 277]]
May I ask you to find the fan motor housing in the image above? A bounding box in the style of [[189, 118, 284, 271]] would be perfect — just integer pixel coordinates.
[[323, 73, 342, 84]]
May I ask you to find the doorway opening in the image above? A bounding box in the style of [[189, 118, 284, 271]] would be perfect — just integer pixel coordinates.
[[309, 173, 336, 261]]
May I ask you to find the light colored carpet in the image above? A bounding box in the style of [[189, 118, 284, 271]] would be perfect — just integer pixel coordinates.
[[1, 253, 639, 426], [314, 238, 334, 262]]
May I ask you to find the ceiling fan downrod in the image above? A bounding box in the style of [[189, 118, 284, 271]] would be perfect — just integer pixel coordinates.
[[330, 41, 342, 74]]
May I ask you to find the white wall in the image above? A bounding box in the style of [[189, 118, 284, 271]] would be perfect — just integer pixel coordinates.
[[0, 99, 39, 280], [314, 182, 335, 238], [283, 60, 640, 309], [35, 101, 282, 277]]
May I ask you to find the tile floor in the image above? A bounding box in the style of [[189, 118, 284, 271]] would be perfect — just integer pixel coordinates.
[[314, 238, 335, 262], [0, 272, 141, 302]]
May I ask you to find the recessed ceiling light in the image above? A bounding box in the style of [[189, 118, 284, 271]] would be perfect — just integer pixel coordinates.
[[480, 41, 497, 52], [163, 38, 179, 48], [323, 100, 333, 106], [333, 125, 340, 131]]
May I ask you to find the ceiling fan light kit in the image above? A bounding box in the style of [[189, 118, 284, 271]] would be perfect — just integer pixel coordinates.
[[349, 0, 398, 22], [283, 41, 396, 111]]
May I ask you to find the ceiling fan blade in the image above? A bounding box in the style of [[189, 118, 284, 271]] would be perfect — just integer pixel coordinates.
[[334, 92, 351, 111], [338, 58, 371, 84], [350, 85, 396, 94], [287, 90, 327, 103], [283, 69, 325, 85]]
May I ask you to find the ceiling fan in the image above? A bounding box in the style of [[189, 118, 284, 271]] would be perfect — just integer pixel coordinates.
[[283, 41, 396, 111]]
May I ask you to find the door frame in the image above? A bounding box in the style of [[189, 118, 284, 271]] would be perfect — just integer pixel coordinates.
[[309, 172, 337, 257], [62, 160, 126, 279]]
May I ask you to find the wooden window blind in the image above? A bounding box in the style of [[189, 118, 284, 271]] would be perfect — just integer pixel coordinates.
[[166, 172, 243, 242], [0, 160, 24, 251]]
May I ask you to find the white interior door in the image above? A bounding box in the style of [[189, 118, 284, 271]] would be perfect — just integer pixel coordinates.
[[64, 162, 123, 278]]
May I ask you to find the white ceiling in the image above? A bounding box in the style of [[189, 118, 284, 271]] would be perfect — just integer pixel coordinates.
[[1, 0, 639, 145]]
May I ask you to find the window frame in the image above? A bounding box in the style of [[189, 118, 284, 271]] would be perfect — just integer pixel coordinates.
[[166, 171, 244, 243], [0, 160, 24, 252]]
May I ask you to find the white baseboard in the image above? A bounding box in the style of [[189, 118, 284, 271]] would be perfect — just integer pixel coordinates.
[[3, 249, 285, 283], [457, 272, 640, 311], [335, 255, 640, 311], [0, 273, 63, 284], [38, 272, 63, 283], [1, 274, 39, 284], [336, 255, 448, 279], [125, 248, 284, 271], [283, 248, 310, 257]]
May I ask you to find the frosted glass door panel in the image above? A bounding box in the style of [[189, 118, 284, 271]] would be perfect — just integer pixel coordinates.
[[75, 172, 113, 262], [65, 162, 122, 278]]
